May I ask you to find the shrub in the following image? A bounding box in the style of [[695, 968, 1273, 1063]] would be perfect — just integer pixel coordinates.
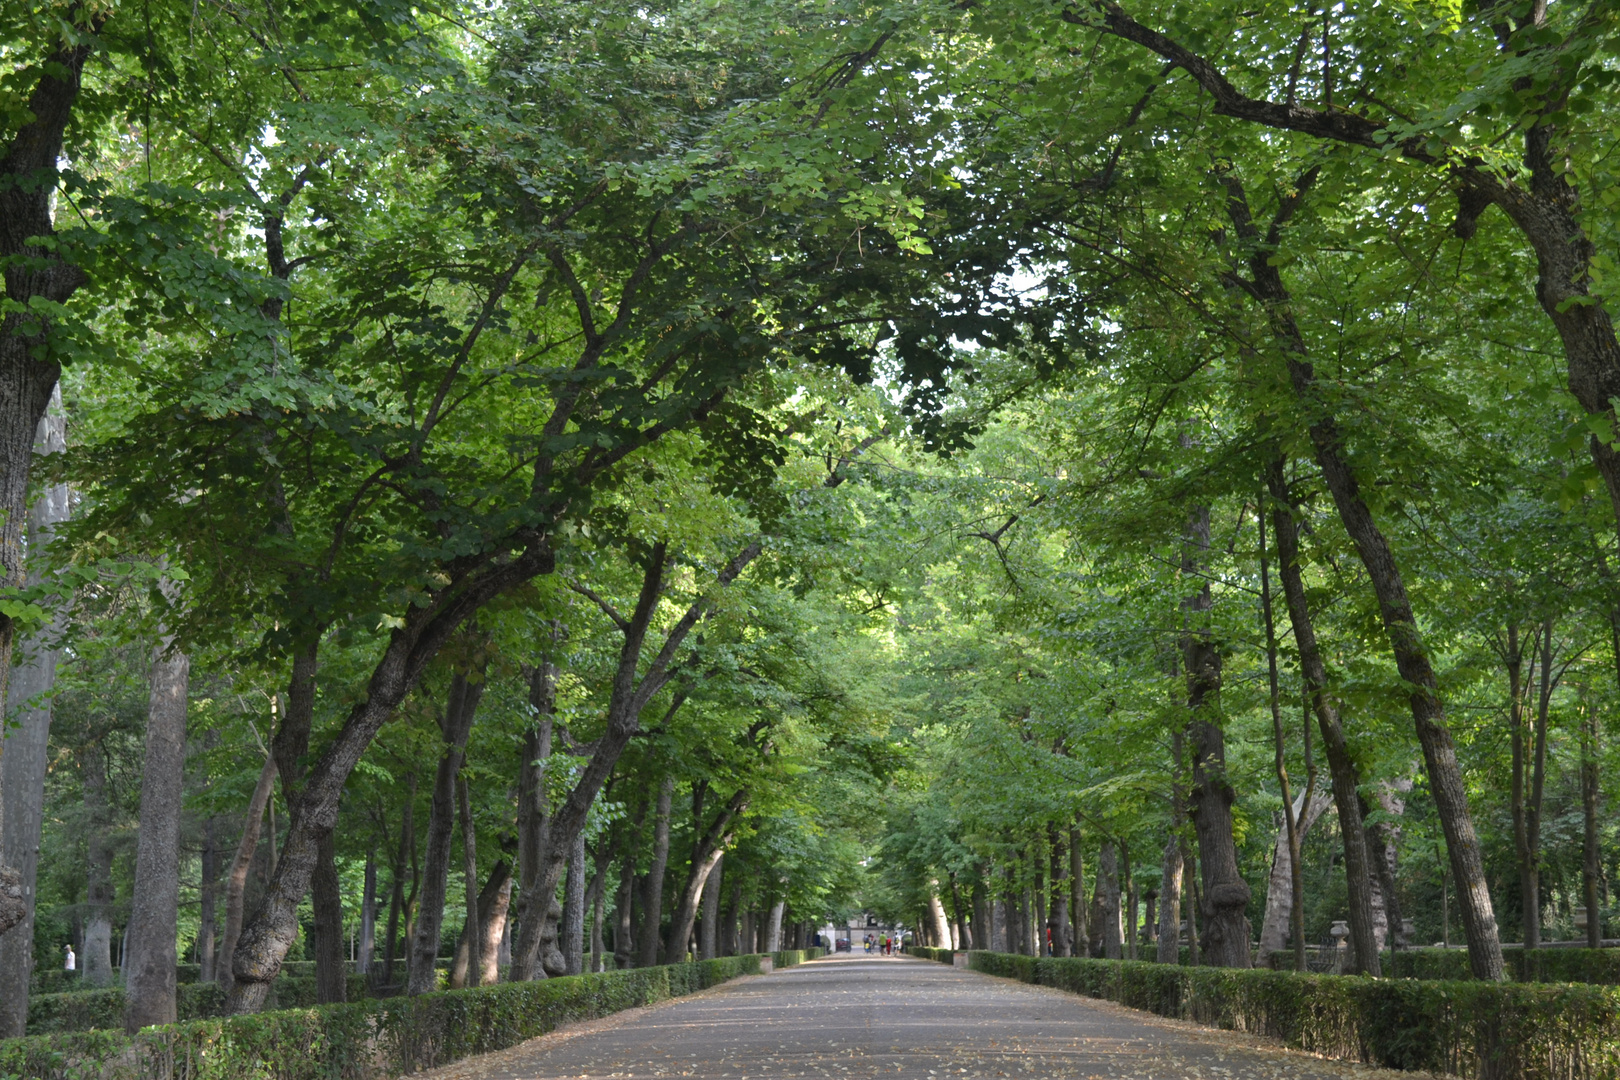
[[969, 951, 1620, 1080], [1383, 947, 1620, 986], [769, 948, 825, 967], [904, 947, 953, 963], [2, 954, 764, 1079]]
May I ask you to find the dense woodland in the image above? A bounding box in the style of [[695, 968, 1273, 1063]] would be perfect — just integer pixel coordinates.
[[1, 0, 1619, 1042]]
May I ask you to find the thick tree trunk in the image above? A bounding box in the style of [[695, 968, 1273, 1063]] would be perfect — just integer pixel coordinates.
[[451, 860, 511, 988], [1098, 841, 1122, 959], [0, 402, 67, 1035], [358, 849, 377, 976], [564, 830, 587, 975], [81, 742, 116, 987], [589, 858, 607, 972], [1180, 501, 1251, 968], [722, 880, 742, 957], [638, 774, 675, 967], [1265, 461, 1383, 974], [0, 28, 102, 942], [406, 671, 484, 995], [1068, 831, 1086, 952], [700, 853, 723, 960], [218, 755, 277, 994], [312, 834, 347, 1003], [1122, 841, 1137, 960], [124, 640, 190, 1032], [1257, 789, 1332, 959]]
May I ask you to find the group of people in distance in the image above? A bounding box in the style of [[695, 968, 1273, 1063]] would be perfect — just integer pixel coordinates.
[[863, 933, 895, 955]]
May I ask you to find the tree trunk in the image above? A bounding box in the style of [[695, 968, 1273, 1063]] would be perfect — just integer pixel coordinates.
[[81, 742, 116, 987], [451, 860, 511, 988], [699, 853, 723, 960], [589, 858, 607, 972], [1259, 499, 1308, 973], [1098, 840, 1122, 959], [722, 880, 742, 957], [1258, 789, 1332, 960], [564, 829, 586, 975], [667, 791, 745, 963], [1122, 841, 1137, 960], [511, 655, 557, 981], [639, 774, 676, 967], [1068, 831, 1086, 953], [1180, 500, 1251, 968], [458, 774, 482, 987], [1217, 173, 1502, 978], [1265, 460, 1383, 974], [358, 849, 377, 976], [218, 755, 277, 994], [312, 834, 346, 1004], [765, 898, 785, 953], [124, 640, 190, 1032], [381, 778, 415, 989], [1584, 679, 1603, 949], [1157, 836, 1182, 964], [198, 818, 218, 983], [0, 401, 67, 1035], [0, 29, 101, 942], [406, 670, 484, 995], [614, 859, 636, 969]]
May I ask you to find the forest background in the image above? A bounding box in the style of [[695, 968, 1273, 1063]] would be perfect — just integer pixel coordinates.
[[1, 0, 1618, 1041]]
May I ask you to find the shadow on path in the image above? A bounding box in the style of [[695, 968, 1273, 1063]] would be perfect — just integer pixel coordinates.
[[409, 954, 1434, 1080]]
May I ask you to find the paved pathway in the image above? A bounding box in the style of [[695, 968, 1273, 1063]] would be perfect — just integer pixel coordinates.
[[413, 954, 1431, 1080]]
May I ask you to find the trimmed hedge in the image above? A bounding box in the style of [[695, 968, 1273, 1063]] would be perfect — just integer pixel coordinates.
[[1382, 947, 1620, 986], [2, 955, 763, 1079], [769, 948, 825, 967], [27, 976, 377, 1034], [970, 950, 1620, 1080], [905, 947, 953, 963]]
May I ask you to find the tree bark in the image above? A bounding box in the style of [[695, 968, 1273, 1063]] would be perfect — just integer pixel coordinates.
[[358, 848, 377, 976], [1265, 460, 1383, 975], [0, 401, 67, 1035], [80, 741, 116, 987], [459, 773, 482, 987], [0, 30, 103, 942], [638, 774, 676, 967], [614, 858, 636, 969], [722, 879, 742, 957], [407, 669, 485, 995], [589, 856, 607, 971], [667, 789, 747, 962], [1213, 167, 1502, 978], [1180, 500, 1251, 968], [123, 639, 190, 1032], [1097, 840, 1122, 959], [1257, 789, 1332, 960], [218, 755, 277, 995], [451, 860, 511, 988], [1068, 830, 1086, 953], [1122, 841, 1137, 960], [1047, 824, 1072, 956], [564, 829, 587, 975], [381, 777, 416, 989], [198, 818, 218, 983], [511, 649, 558, 981], [1259, 497, 1309, 972], [1156, 835, 1182, 963], [700, 853, 723, 960], [765, 898, 785, 953]]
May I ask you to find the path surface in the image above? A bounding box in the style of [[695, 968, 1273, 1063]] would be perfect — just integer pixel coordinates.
[[412, 954, 1430, 1080]]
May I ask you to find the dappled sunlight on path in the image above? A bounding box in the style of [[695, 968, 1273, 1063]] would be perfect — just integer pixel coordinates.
[[408, 955, 1435, 1080]]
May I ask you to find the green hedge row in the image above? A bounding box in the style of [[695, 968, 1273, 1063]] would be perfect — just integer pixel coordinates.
[[970, 951, 1620, 1080], [1, 955, 764, 1079], [1380, 948, 1620, 986], [769, 948, 825, 967], [27, 976, 378, 1034], [905, 946, 954, 963]]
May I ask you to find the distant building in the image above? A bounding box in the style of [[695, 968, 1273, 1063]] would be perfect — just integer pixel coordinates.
[[818, 913, 907, 952]]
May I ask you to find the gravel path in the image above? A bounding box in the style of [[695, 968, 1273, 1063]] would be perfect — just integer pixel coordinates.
[[408, 954, 1436, 1080]]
